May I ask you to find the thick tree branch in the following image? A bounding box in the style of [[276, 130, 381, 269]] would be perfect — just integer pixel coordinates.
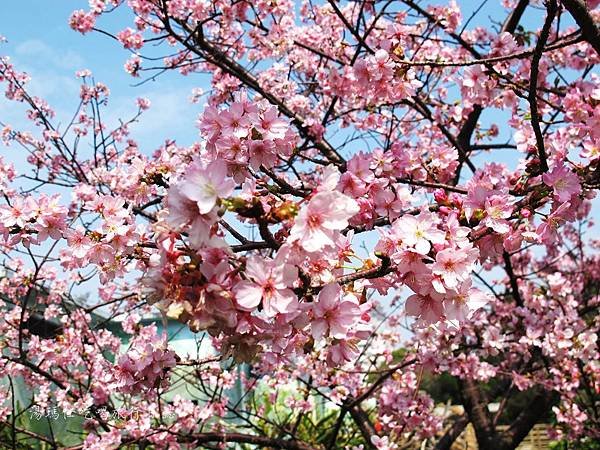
[[561, 0, 600, 55], [460, 378, 495, 450], [528, 0, 558, 173], [347, 405, 378, 450], [434, 414, 470, 450], [499, 390, 555, 449], [336, 253, 392, 286]]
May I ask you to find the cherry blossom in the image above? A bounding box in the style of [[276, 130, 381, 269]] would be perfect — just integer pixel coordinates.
[[310, 283, 361, 339], [543, 163, 582, 203], [177, 158, 235, 214], [0, 0, 599, 447], [391, 213, 446, 255], [289, 190, 359, 252], [234, 256, 298, 316]]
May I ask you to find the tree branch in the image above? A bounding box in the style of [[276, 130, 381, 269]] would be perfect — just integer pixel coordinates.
[[460, 378, 495, 450], [528, 0, 557, 173], [503, 251, 524, 307], [561, 0, 600, 55], [434, 414, 470, 450]]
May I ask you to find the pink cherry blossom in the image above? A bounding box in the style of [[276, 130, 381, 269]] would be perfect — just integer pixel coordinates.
[[542, 164, 582, 203], [443, 280, 489, 322], [431, 246, 478, 290], [178, 159, 235, 214], [69, 9, 96, 33], [255, 106, 289, 140], [234, 256, 298, 316], [392, 212, 446, 255], [218, 102, 251, 138], [482, 194, 513, 234], [289, 190, 359, 252], [405, 292, 444, 324], [311, 283, 361, 339]]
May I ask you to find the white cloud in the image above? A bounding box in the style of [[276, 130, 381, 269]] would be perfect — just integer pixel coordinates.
[[99, 86, 200, 151], [15, 39, 85, 71]]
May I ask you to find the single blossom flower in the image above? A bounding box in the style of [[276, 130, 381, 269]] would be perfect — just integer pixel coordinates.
[[431, 246, 478, 289], [218, 101, 251, 138], [405, 292, 444, 324], [482, 195, 513, 234], [392, 213, 445, 255], [178, 159, 235, 214], [536, 201, 574, 245], [289, 190, 359, 252], [542, 164, 581, 203], [311, 283, 361, 339], [234, 256, 298, 316], [255, 106, 288, 140], [443, 279, 489, 322]]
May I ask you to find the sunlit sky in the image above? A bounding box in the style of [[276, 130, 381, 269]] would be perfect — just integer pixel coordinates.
[[0, 1, 205, 152]]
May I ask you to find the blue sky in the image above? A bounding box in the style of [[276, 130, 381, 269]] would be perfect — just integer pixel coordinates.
[[0, 1, 203, 152]]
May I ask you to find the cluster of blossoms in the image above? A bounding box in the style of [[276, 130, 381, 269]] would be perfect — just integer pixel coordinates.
[[146, 160, 370, 363], [376, 370, 442, 442], [351, 47, 423, 105], [0, 194, 68, 246], [115, 326, 178, 394], [377, 210, 487, 325], [60, 194, 143, 283], [199, 94, 297, 179], [0, 0, 598, 448]]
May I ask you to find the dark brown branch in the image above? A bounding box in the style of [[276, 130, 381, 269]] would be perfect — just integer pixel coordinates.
[[504, 0, 531, 34], [460, 378, 495, 450], [231, 241, 272, 252], [394, 34, 581, 67], [220, 220, 249, 244], [434, 414, 470, 450], [347, 406, 378, 450], [326, 409, 348, 450], [408, 97, 476, 173], [326, 0, 374, 54], [499, 390, 556, 449], [258, 220, 281, 250], [561, 0, 600, 55], [336, 253, 392, 286], [397, 32, 584, 67], [261, 167, 308, 197], [503, 251, 524, 307], [471, 143, 518, 150], [397, 178, 468, 194], [528, 0, 557, 173]]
